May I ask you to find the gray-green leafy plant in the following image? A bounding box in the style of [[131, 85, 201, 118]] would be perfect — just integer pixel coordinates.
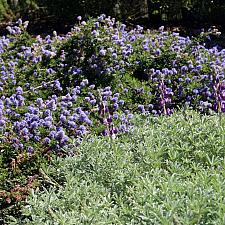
[[8, 110, 225, 225]]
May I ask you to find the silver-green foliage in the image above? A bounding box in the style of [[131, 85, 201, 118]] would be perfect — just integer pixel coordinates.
[[9, 110, 225, 225]]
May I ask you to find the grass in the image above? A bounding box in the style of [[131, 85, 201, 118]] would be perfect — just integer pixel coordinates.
[[7, 110, 225, 225]]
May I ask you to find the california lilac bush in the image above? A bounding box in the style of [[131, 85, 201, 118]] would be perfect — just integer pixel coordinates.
[[1, 15, 225, 214]]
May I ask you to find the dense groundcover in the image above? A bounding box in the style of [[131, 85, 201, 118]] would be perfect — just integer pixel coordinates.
[[0, 14, 225, 223], [8, 111, 225, 224]]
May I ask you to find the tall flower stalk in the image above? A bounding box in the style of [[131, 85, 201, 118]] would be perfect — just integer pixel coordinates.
[[158, 76, 173, 116]]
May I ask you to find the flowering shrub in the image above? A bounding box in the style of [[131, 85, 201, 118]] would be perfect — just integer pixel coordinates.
[[1, 15, 225, 220]]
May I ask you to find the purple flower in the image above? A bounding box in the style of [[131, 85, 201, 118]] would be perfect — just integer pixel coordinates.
[[43, 137, 51, 145], [30, 121, 38, 129], [54, 80, 62, 91], [107, 115, 113, 123], [18, 143, 23, 149], [113, 103, 119, 110], [102, 129, 109, 136], [90, 99, 96, 105], [21, 128, 29, 135], [185, 77, 191, 83], [148, 104, 154, 110], [60, 135, 69, 144], [16, 86, 23, 95], [68, 120, 76, 128], [77, 125, 86, 135], [76, 107, 82, 114], [112, 53, 117, 59], [60, 114, 67, 123], [82, 79, 89, 86], [193, 89, 199, 95], [44, 109, 51, 117], [27, 146, 33, 154], [206, 91, 212, 97], [49, 131, 56, 139], [128, 114, 133, 120], [119, 100, 125, 106], [138, 105, 145, 113], [0, 119, 5, 126], [119, 124, 126, 132], [85, 97, 90, 102], [155, 49, 161, 56], [181, 65, 188, 72], [113, 113, 119, 120], [89, 84, 95, 89], [99, 49, 107, 56], [56, 130, 65, 140], [44, 121, 52, 128], [46, 68, 55, 74], [111, 97, 118, 103], [196, 65, 202, 71], [111, 127, 119, 135], [46, 100, 56, 110]]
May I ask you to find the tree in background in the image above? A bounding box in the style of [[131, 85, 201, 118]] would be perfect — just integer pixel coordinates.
[[0, 0, 224, 30]]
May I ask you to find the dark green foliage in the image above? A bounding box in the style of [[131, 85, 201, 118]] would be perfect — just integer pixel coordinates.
[[0, 0, 10, 20], [0, 0, 225, 30]]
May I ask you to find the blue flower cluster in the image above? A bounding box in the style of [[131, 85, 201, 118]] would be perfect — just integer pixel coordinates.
[[0, 16, 225, 155], [0, 78, 132, 153]]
